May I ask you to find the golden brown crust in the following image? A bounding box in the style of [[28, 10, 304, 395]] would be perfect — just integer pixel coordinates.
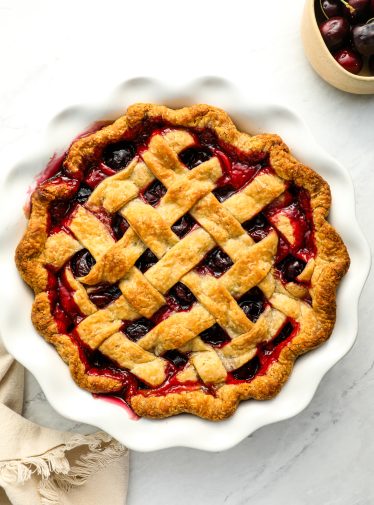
[[15, 103, 350, 420]]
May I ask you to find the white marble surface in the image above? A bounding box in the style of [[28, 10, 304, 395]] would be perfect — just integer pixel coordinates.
[[1, 0, 374, 503]]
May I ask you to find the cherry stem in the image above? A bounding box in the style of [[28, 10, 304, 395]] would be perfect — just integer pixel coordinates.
[[319, 0, 329, 19], [366, 17, 374, 24], [339, 0, 355, 13]]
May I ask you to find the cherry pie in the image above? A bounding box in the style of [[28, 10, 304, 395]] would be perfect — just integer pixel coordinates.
[[15, 104, 350, 420]]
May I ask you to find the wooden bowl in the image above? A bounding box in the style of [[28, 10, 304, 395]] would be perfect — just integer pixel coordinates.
[[301, 0, 374, 94]]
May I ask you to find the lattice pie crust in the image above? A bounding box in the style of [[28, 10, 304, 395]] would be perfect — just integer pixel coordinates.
[[16, 104, 349, 420]]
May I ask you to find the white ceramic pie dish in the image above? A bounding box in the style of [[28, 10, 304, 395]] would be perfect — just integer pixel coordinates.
[[0, 78, 370, 452]]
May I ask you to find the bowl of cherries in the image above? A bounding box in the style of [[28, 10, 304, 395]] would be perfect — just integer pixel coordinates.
[[301, 0, 374, 93]]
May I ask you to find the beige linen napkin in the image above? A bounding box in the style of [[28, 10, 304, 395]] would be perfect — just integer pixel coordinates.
[[0, 340, 129, 505]]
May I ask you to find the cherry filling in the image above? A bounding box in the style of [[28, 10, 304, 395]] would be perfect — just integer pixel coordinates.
[[242, 213, 271, 243], [48, 181, 89, 230], [179, 130, 270, 201], [141, 180, 167, 206], [179, 147, 212, 169], [71, 249, 96, 277], [135, 249, 158, 273], [163, 350, 188, 369], [124, 318, 155, 342], [238, 287, 266, 322], [72, 335, 141, 399], [84, 164, 117, 189], [102, 141, 136, 171], [200, 324, 231, 347], [212, 185, 237, 203], [276, 255, 307, 283], [73, 184, 92, 203], [47, 270, 85, 333], [112, 214, 129, 240], [268, 321, 294, 348], [231, 356, 261, 381], [264, 185, 315, 270], [89, 349, 118, 369], [87, 283, 122, 308], [227, 319, 298, 384], [213, 162, 268, 203], [167, 282, 196, 310], [171, 213, 197, 238], [197, 247, 233, 277]]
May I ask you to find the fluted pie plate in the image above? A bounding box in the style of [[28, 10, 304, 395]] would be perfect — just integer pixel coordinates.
[[0, 78, 369, 451]]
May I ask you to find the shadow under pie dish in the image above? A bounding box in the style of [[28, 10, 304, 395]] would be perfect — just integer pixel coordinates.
[[15, 103, 350, 421]]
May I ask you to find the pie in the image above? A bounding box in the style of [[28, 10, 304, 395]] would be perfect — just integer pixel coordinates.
[[15, 103, 350, 420]]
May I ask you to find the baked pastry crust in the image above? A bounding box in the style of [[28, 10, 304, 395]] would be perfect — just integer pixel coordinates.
[[15, 104, 350, 420]]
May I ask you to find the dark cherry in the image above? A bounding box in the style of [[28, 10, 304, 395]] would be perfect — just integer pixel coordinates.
[[102, 141, 136, 171], [179, 147, 212, 169], [242, 213, 270, 242], [89, 350, 117, 369], [277, 255, 306, 282], [171, 214, 196, 238], [112, 214, 129, 240], [135, 249, 158, 273], [319, 16, 350, 49], [71, 249, 96, 277], [200, 324, 231, 346], [321, 0, 342, 17], [125, 318, 154, 341], [370, 54, 374, 74], [232, 355, 261, 381], [84, 165, 116, 189], [238, 287, 266, 322], [142, 180, 167, 206], [371, 0, 374, 14], [333, 48, 363, 73], [163, 350, 188, 369], [168, 282, 196, 310], [49, 200, 71, 226], [344, 0, 369, 21], [212, 185, 236, 203], [88, 283, 122, 308], [201, 247, 233, 276], [352, 21, 374, 56], [272, 322, 294, 347], [75, 184, 92, 204]]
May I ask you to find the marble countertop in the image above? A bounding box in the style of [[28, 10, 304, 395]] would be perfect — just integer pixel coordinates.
[[1, 0, 373, 503]]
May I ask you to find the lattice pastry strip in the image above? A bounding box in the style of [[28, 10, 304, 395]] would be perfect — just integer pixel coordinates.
[[64, 268, 97, 316], [219, 231, 279, 297], [182, 273, 253, 338], [69, 206, 115, 261], [87, 158, 154, 213], [121, 199, 179, 258], [99, 333, 167, 387], [223, 173, 286, 223], [77, 295, 139, 349], [216, 308, 286, 371], [42, 232, 83, 270], [118, 269, 165, 318], [179, 337, 227, 384], [137, 305, 215, 356]]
